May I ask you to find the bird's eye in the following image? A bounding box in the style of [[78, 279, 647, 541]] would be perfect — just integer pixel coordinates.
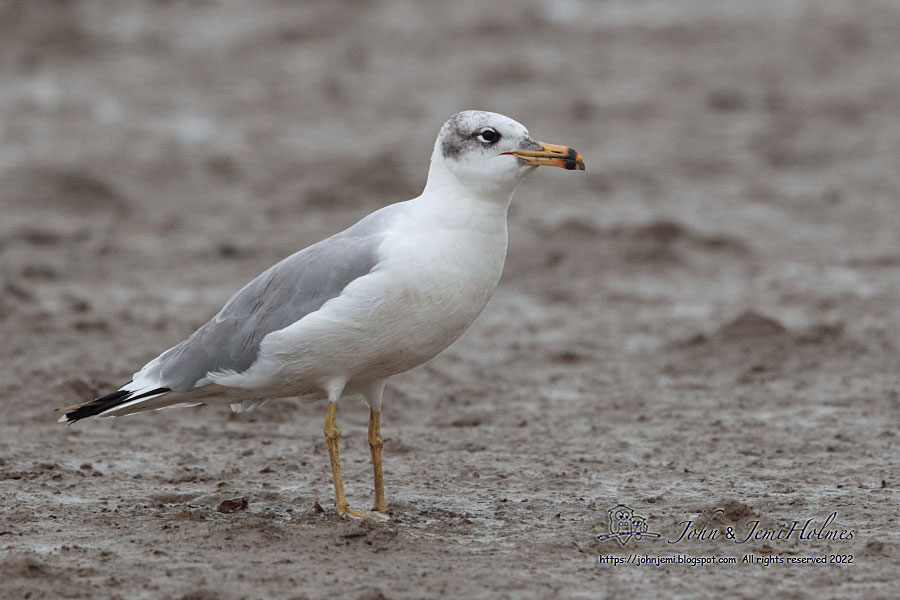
[[475, 128, 500, 144]]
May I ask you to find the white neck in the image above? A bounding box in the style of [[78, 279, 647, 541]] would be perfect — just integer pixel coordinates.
[[414, 148, 516, 228]]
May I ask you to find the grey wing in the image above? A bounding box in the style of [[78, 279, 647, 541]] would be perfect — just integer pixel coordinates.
[[140, 209, 394, 391]]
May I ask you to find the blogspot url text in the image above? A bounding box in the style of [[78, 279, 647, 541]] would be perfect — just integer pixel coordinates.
[[597, 554, 853, 567]]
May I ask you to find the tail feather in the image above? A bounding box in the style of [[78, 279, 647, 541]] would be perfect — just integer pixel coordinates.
[[58, 386, 171, 423]]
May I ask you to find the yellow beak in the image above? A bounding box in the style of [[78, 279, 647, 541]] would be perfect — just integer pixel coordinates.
[[509, 142, 585, 170]]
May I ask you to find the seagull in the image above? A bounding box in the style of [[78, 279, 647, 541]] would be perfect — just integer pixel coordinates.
[[58, 110, 585, 520]]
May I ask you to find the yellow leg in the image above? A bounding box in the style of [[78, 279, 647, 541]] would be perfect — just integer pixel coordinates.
[[323, 401, 348, 512], [323, 401, 388, 521], [368, 409, 386, 513]]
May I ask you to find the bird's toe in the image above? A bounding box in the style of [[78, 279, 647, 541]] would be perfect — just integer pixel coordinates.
[[340, 506, 390, 522]]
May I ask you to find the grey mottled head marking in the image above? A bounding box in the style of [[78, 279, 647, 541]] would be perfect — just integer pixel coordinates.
[[440, 112, 477, 159], [438, 110, 536, 161]]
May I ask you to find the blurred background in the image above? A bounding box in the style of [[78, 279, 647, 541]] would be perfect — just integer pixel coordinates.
[[1, 1, 898, 598]]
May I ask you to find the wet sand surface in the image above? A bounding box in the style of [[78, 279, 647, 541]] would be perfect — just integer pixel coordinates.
[[1, 1, 899, 598]]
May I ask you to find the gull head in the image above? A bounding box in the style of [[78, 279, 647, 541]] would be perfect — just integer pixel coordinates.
[[432, 110, 585, 200]]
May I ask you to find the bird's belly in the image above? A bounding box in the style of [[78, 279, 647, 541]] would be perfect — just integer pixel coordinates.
[[353, 295, 484, 378], [342, 273, 492, 378]]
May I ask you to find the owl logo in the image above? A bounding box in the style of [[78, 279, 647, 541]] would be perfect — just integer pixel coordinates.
[[608, 504, 635, 540], [596, 503, 661, 546]]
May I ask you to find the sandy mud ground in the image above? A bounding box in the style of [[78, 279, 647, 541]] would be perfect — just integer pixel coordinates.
[[1, 1, 899, 598]]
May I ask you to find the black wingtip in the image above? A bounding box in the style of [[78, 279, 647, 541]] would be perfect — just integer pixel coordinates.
[[60, 387, 170, 422]]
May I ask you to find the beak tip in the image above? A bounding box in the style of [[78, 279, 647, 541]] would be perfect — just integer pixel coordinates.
[[562, 146, 585, 171]]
